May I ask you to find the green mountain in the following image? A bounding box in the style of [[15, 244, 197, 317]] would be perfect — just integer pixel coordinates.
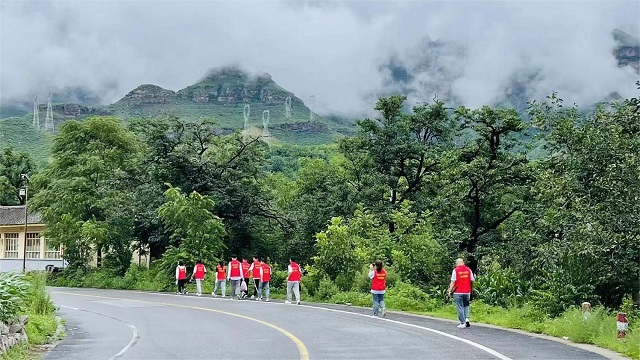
[[0, 67, 357, 163]]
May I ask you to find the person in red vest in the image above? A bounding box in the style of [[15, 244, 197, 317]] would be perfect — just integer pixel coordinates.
[[286, 258, 301, 304], [227, 255, 243, 300], [248, 256, 262, 299], [175, 260, 187, 295], [241, 258, 251, 299], [192, 259, 206, 297], [447, 258, 475, 328], [212, 261, 227, 297], [368, 260, 387, 317], [257, 258, 271, 302]]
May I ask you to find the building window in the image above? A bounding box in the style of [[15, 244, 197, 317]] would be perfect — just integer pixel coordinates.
[[44, 239, 61, 259], [4, 233, 19, 258], [26, 233, 41, 259]]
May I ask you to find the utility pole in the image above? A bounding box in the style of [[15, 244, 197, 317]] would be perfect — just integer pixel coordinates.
[[20, 174, 29, 273]]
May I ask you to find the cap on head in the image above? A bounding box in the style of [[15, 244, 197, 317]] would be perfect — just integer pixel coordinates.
[[455, 258, 465, 266]]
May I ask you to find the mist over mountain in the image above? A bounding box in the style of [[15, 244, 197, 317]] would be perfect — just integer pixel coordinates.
[[1, 1, 638, 118]]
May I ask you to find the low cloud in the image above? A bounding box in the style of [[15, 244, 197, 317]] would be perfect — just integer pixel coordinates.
[[1, 1, 638, 116]]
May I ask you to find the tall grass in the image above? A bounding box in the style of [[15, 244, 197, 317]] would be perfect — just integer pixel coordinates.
[[26, 272, 55, 316]]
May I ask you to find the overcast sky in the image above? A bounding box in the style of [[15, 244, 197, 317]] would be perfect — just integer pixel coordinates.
[[1, 0, 638, 116]]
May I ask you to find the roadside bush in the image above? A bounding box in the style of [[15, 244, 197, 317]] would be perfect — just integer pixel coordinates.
[[26, 272, 55, 316], [0, 272, 29, 322], [25, 314, 58, 345], [269, 270, 288, 290], [316, 277, 340, 301], [330, 291, 370, 307], [474, 261, 530, 307]]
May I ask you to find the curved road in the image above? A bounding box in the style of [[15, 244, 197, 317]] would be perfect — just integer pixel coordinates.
[[45, 288, 611, 360]]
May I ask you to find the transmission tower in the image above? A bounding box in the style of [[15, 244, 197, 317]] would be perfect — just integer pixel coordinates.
[[32, 96, 40, 128], [45, 92, 54, 131], [285, 96, 291, 119], [243, 104, 251, 131], [309, 95, 316, 121], [262, 110, 270, 139]]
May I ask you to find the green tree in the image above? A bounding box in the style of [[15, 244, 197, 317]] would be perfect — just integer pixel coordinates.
[[0, 147, 36, 205], [32, 117, 141, 273], [442, 106, 534, 271], [343, 96, 455, 232], [157, 186, 226, 272], [526, 93, 640, 308], [130, 116, 273, 257]]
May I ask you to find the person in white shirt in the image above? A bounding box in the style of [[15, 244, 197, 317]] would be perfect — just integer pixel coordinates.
[[227, 255, 243, 300]]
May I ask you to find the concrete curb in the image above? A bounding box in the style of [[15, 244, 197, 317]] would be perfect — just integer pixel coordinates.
[[309, 302, 631, 360]]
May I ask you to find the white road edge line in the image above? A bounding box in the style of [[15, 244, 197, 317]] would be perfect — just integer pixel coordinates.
[[109, 323, 139, 360], [131, 291, 511, 360], [298, 304, 513, 360], [57, 303, 139, 360]]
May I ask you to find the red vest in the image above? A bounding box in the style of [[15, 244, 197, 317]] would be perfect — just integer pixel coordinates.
[[216, 265, 226, 280], [242, 261, 251, 278], [288, 262, 301, 281], [261, 264, 271, 282], [177, 266, 187, 280], [454, 265, 473, 294], [252, 261, 262, 278], [194, 264, 205, 279], [229, 260, 241, 277], [371, 269, 387, 291]]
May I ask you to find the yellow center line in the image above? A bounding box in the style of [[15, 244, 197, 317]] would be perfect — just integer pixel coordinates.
[[52, 291, 309, 360]]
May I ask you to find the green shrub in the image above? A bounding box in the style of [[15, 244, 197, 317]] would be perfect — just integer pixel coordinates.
[[330, 291, 371, 307], [474, 262, 530, 307], [0, 272, 29, 322], [316, 277, 340, 300], [269, 270, 288, 290], [25, 314, 58, 345]]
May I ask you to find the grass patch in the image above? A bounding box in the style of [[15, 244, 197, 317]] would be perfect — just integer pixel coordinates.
[[0, 344, 39, 360]]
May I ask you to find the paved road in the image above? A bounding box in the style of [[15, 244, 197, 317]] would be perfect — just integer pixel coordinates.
[[45, 288, 609, 360]]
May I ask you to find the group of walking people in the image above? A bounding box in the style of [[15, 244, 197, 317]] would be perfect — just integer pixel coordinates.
[[176, 256, 474, 328], [175, 256, 302, 304]]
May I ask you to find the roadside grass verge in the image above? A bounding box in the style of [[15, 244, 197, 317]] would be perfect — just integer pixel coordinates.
[[1, 272, 61, 360]]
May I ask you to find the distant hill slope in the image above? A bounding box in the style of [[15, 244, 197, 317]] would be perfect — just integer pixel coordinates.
[[0, 67, 355, 162]]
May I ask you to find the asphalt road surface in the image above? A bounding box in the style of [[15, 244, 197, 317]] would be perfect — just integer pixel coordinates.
[[45, 288, 610, 360]]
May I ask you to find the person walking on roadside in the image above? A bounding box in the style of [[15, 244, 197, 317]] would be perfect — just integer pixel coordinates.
[[176, 260, 188, 295], [249, 256, 262, 299], [369, 260, 387, 317], [448, 258, 475, 328], [192, 259, 206, 296], [257, 259, 271, 302], [286, 258, 301, 304], [241, 258, 251, 299], [227, 255, 243, 299], [212, 261, 227, 297]]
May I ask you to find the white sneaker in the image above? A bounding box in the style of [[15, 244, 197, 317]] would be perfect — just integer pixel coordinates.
[[285, 300, 292, 304], [265, 299, 270, 302], [296, 301, 300, 305], [255, 297, 261, 301], [251, 295, 255, 299], [457, 324, 466, 328], [221, 295, 225, 298]]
